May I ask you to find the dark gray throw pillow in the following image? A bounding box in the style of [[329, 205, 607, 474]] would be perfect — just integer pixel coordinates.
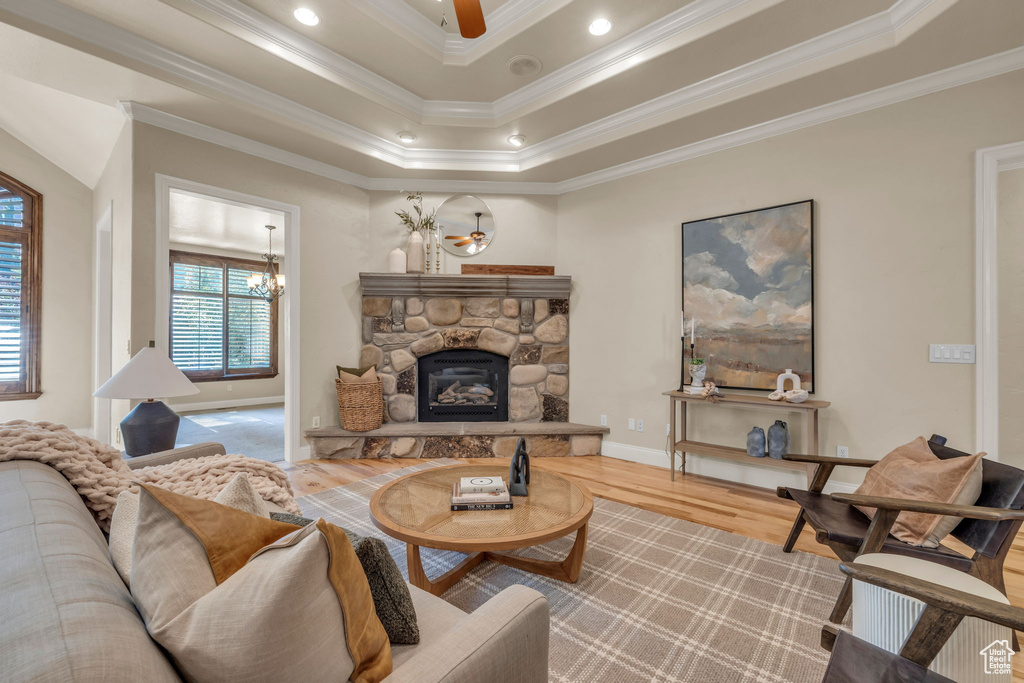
[[271, 512, 420, 644]]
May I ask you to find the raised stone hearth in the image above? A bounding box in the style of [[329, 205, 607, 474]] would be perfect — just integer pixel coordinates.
[[304, 422, 609, 459], [359, 273, 572, 424]]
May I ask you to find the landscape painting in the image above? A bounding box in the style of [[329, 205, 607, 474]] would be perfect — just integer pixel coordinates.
[[682, 200, 813, 391]]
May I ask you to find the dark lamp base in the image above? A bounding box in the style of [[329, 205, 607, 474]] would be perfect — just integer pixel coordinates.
[[120, 400, 181, 456]]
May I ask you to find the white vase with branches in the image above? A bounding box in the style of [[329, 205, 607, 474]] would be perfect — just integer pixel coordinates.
[[396, 192, 436, 273]]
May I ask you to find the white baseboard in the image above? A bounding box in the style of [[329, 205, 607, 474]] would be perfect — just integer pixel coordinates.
[[170, 396, 285, 413], [71, 426, 95, 439], [600, 440, 860, 494], [297, 445, 311, 462]]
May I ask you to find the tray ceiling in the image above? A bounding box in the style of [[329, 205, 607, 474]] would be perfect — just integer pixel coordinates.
[[0, 0, 1021, 190]]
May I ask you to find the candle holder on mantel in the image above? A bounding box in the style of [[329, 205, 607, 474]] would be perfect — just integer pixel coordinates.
[[678, 340, 707, 394]]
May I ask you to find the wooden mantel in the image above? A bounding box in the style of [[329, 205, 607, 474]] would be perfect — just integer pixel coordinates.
[[359, 272, 571, 298]]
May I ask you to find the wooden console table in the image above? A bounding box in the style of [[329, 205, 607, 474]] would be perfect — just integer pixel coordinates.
[[664, 390, 830, 482]]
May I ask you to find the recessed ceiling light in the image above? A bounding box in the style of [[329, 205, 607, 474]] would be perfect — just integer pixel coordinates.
[[293, 8, 320, 26], [589, 18, 611, 36], [397, 131, 417, 143], [507, 134, 526, 148]]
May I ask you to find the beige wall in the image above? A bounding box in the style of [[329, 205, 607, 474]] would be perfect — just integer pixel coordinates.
[[367, 192, 558, 274], [93, 122, 133, 440], [557, 70, 1024, 487], [167, 242, 286, 408], [130, 122, 371, 453], [999, 168, 1024, 468], [0, 126, 94, 428]]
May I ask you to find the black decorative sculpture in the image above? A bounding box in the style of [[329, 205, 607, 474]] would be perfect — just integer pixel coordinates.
[[509, 437, 530, 497]]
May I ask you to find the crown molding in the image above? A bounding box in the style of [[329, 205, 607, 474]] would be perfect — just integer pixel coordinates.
[[163, 0, 783, 124], [119, 47, 1024, 196], [160, 0, 944, 129]]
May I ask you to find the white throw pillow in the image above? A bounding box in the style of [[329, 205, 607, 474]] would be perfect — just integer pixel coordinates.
[[108, 473, 270, 586]]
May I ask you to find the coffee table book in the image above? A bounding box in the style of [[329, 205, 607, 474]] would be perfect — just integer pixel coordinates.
[[451, 482, 513, 511]]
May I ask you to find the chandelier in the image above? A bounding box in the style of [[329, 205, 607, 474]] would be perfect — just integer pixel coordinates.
[[246, 224, 285, 302]]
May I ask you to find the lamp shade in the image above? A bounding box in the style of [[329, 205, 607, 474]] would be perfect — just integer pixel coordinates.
[[94, 346, 199, 400]]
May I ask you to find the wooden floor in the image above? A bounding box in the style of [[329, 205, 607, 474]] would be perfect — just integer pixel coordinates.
[[280, 455, 1024, 679]]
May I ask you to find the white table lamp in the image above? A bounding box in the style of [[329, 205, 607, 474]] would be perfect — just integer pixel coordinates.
[[94, 341, 199, 456]]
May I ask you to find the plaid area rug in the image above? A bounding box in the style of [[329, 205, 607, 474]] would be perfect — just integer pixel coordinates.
[[299, 459, 844, 682]]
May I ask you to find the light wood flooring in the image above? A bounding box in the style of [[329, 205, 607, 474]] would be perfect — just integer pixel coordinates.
[[279, 455, 1024, 679]]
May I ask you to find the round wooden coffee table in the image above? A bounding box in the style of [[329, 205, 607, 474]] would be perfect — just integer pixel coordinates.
[[369, 464, 593, 596]]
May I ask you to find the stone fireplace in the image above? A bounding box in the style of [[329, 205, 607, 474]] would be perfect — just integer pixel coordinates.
[[358, 273, 571, 424], [302, 273, 608, 460]]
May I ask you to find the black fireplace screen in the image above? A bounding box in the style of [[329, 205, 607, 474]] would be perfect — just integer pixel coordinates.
[[417, 349, 508, 422]]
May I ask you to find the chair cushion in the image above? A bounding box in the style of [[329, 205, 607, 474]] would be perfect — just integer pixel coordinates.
[[823, 630, 954, 683], [788, 489, 973, 572], [391, 584, 467, 669], [0, 461, 180, 683], [852, 437, 983, 546]]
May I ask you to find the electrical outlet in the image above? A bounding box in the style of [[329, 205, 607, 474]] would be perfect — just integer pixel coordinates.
[[837, 445, 849, 458], [312, 416, 321, 428], [226, 384, 233, 392], [600, 414, 608, 427], [114, 427, 122, 445], [636, 420, 645, 432], [665, 423, 671, 436], [627, 418, 635, 431]]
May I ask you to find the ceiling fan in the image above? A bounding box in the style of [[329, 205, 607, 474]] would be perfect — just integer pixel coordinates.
[[452, 0, 486, 39], [445, 212, 488, 247]]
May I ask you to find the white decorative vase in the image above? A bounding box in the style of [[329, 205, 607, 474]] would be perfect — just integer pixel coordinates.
[[387, 248, 406, 273], [689, 363, 707, 392], [776, 368, 801, 392], [406, 231, 425, 274]]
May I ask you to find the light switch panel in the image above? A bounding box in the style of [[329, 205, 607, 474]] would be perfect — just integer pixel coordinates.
[[929, 344, 975, 364]]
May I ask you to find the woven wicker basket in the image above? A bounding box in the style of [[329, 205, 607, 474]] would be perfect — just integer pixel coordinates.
[[335, 378, 384, 431]]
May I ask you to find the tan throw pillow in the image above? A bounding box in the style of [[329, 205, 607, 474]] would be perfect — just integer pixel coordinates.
[[131, 484, 392, 683], [338, 365, 378, 384], [108, 473, 271, 587], [854, 437, 985, 547]]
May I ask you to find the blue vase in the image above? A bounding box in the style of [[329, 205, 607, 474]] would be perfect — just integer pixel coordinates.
[[768, 420, 790, 459], [746, 427, 766, 457]]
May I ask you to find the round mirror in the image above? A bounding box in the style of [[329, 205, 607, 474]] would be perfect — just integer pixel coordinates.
[[436, 195, 495, 257]]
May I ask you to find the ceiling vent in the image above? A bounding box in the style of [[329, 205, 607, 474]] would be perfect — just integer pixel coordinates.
[[506, 55, 542, 78]]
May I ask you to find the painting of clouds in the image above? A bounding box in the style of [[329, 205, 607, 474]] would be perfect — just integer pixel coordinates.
[[682, 200, 813, 391]]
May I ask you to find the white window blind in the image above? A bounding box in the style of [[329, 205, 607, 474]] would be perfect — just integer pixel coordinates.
[[0, 239, 23, 383], [169, 253, 277, 380], [0, 173, 38, 399]]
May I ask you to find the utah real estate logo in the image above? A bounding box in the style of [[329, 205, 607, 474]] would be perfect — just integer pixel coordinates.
[[980, 640, 1014, 675]]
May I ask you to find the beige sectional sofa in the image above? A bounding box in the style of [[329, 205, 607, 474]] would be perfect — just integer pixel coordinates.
[[0, 445, 550, 682]]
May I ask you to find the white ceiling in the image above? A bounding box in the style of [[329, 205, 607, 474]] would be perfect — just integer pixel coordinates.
[[169, 190, 286, 255], [0, 0, 1021, 190], [0, 71, 125, 187]]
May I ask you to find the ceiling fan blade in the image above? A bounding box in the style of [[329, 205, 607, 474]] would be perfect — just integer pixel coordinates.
[[454, 239, 475, 247], [445, 235, 471, 240], [453, 0, 486, 39]]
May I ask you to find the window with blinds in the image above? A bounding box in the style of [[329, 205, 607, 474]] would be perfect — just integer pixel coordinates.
[[169, 250, 278, 381], [0, 172, 41, 400]]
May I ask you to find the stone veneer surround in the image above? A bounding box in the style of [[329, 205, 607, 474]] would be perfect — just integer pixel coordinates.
[[358, 273, 571, 424]]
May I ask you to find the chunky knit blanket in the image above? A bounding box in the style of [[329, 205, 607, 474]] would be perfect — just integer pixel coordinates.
[[0, 420, 300, 531]]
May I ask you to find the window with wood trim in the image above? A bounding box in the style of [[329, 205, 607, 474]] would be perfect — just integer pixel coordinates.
[[169, 250, 278, 381], [0, 171, 42, 400]]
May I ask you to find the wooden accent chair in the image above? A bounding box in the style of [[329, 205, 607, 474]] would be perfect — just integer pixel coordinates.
[[777, 435, 1024, 625], [820, 561, 1024, 683]]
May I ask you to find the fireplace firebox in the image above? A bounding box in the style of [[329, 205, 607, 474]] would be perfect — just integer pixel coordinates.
[[417, 350, 508, 422]]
